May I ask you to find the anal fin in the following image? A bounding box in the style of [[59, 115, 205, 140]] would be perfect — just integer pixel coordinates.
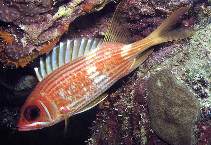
[[130, 48, 154, 71]]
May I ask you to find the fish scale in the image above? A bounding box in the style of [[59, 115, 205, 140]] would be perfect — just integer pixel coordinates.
[[39, 42, 120, 94], [42, 43, 132, 113], [31, 40, 143, 117], [61, 57, 132, 113]]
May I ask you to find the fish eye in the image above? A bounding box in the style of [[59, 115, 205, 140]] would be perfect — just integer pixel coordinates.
[[24, 105, 40, 121]]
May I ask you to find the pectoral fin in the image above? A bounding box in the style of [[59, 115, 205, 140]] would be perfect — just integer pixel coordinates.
[[63, 94, 107, 133], [74, 93, 108, 115]]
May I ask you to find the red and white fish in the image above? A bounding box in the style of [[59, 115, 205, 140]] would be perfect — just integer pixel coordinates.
[[17, 5, 193, 131]]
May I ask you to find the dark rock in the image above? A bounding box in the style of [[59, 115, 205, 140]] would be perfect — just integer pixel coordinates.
[[0, 107, 18, 129], [0, 0, 53, 23]]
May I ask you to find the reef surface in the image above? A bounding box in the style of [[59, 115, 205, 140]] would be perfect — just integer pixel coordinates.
[[0, 0, 109, 68]]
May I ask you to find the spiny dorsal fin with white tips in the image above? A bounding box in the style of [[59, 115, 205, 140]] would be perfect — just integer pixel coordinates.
[[104, 0, 131, 43], [34, 37, 103, 81]]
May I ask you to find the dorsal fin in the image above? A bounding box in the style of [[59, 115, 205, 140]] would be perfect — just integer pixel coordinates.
[[104, 1, 130, 43], [35, 37, 103, 81]]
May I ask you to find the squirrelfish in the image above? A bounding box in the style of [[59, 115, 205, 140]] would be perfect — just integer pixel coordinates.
[[18, 5, 193, 131]]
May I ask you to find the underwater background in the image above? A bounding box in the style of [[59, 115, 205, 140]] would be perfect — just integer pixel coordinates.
[[0, 0, 211, 145]]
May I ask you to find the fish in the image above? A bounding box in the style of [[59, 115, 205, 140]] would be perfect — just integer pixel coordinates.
[[14, 75, 37, 92], [17, 2, 194, 131]]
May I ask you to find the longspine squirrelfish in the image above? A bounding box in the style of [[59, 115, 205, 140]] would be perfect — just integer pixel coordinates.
[[17, 3, 194, 131]]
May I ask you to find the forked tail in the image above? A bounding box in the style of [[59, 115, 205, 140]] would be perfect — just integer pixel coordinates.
[[131, 6, 194, 54]]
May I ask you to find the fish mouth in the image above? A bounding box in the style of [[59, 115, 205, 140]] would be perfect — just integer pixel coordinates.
[[18, 126, 34, 132], [17, 121, 49, 131]]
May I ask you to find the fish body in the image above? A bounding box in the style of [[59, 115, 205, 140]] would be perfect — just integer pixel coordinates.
[[18, 40, 148, 131], [36, 42, 131, 116], [18, 5, 193, 131]]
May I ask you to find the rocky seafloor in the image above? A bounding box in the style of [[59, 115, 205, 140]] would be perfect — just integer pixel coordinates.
[[0, 0, 211, 145]]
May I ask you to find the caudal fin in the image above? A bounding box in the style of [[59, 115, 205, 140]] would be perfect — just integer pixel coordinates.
[[132, 6, 194, 52], [148, 6, 194, 43]]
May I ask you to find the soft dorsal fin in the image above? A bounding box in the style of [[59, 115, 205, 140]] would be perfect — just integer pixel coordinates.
[[35, 37, 103, 81], [104, 1, 130, 43]]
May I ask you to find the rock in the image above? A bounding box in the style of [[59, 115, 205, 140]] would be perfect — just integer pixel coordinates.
[[148, 70, 200, 145], [0, 0, 110, 68]]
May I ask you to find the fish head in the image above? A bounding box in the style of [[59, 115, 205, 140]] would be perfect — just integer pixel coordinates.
[[18, 92, 59, 131]]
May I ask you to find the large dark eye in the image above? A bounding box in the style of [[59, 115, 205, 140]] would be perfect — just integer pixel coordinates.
[[24, 105, 40, 121]]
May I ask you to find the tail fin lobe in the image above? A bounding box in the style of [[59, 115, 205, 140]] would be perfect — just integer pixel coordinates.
[[132, 6, 194, 52]]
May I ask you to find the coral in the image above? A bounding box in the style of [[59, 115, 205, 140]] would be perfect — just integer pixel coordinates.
[[148, 70, 200, 145]]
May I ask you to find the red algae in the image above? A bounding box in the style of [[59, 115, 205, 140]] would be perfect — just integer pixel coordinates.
[[197, 122, 211, 145]]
